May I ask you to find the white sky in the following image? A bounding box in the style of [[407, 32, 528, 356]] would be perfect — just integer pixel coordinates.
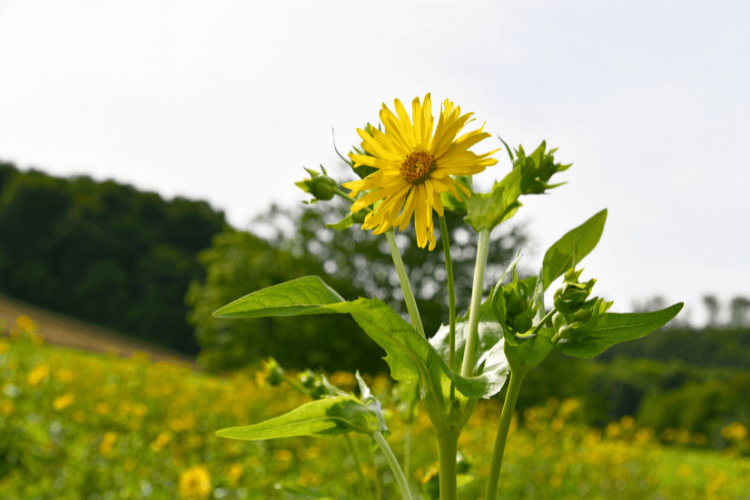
[[1, 0, 748, 326]]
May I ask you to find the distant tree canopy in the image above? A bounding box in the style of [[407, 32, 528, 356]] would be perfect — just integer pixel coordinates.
[[0, 160, 227, 353]]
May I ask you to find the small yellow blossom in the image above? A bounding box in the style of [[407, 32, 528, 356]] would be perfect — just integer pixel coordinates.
[[53, 393, 75, 411], [0, 339, 8, 354], [27, 364, 49, 386], [99, 431, 118, 457], [178, 466, 211, 500], [55, 369, 74, 384], [0, 399, 15, 417], [151, 431, 173, 452]]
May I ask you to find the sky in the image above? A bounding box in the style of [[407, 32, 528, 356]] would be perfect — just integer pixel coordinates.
[[0, 0, 748, 326]]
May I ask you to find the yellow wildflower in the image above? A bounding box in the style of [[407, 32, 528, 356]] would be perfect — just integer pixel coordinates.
[[27, 364, 49, 386], [151, 431, 173, 452], [344, 94, 498, 249], [53, 393, 75, 411], [0, 339, 8, 354], [0, 399, 15, 417], [178, 466, 211, 500], [99, 431, 118, 457]]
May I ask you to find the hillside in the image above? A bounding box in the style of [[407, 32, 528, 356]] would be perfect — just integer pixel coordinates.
[[0, 292, 197, 368]]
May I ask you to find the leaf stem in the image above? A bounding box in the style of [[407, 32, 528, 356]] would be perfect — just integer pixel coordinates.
[[385, 229, 425, 338], [531, 309, 556, 337], [460, 228, 491, 377], [372, 431, 413, 500], [344, 434, 370, 500], [439, 216, 457, 371], [485, 370, 526, 500]]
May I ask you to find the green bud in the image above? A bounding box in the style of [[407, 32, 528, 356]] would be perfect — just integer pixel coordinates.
[[295, 166, 338, 202], [553, 266, 596, 317], [309, 380, 327, 400], [264, 358, 285, 387], [552, 312, 567, 332], [299, 369, 316, 389], [493, 266, 540, 338]]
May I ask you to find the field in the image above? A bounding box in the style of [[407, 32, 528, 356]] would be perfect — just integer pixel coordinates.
[[2, 315, 750, 500]]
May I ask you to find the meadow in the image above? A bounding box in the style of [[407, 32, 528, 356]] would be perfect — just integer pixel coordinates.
[[2, 316, 750, 500]]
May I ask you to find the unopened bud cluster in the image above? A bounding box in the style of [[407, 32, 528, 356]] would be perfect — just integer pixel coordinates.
[[551, 266, 612, 340], [493, 267, 540, 336]]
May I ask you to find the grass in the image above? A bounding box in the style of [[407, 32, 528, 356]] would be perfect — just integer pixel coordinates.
[[2, 315, 750, 500]]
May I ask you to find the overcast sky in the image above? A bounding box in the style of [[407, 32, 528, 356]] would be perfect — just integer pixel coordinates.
[[1, 0, 748, 326]]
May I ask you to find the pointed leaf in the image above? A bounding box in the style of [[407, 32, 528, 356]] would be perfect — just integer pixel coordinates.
[[326, 213, 356, 231], [542, 210, 607, 290], [216, 395, 378, 440], [212, 276, 345, 318], [556, 303, 684, 358]]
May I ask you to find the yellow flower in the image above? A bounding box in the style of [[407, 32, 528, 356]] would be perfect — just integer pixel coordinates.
[[178, 466, 212, 500], [27, 364, 49, 386], [343, 94, 498, 250], [53, 393, 75, 411], [99, 431, 118, 457]]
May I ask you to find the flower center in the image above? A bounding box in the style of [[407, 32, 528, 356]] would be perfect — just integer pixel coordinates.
[[400, 151, 436, 185]]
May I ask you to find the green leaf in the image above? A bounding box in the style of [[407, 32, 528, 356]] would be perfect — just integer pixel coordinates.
[[326, 213, 356, 231], [556, 303, 684, 358], [440, 176, 473, 214], [430, 290, 510, 399], [212, 276, 345, 318], [465, 167, 524, 232], [504, 333, 555, 374], [542, 209, 607, 290], [216, 395, 383, 440]]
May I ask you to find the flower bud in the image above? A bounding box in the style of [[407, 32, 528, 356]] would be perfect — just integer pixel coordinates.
[[295, 166, 338, 203], [299, 369, 317, 389], [352, 210, 367, 224], [263, 358, 285, 387], [493, 266, 540, 336], [553, 267, 596, 317]]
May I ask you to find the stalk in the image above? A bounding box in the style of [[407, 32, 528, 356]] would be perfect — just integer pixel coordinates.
[[439, 216, 457, 371], [436, 430, 459, 500], [385, 229, 425, 338], [404, 423, 412, 490], [372, 431, 413, 500], [459, 228, 491, 378], [344, 434, 370, 500], [485, 370, 526, 500]]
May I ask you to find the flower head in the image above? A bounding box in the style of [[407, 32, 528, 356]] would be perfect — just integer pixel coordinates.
[[343, 94, 498, 250], [178, 466, 212, 500]]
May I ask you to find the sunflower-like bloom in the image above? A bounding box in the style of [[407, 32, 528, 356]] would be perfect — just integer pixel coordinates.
[[343, 94, 499, 250]]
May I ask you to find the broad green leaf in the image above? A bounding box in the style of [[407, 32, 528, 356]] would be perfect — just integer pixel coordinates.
[[216, 395, 384, 440], [542, 209, 607, 290], [556, 303, 684, 358], [212, 276, 344, 318], [504, 332, 555, 375]]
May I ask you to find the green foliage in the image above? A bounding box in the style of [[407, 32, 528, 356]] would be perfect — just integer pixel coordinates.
[[556, 304, 684, 358], [187, 229, 385, 373], [541, 209, 607, 290], [0, 162, 227, 354], [465, 141, 570, 232], [216, 394, 388, 440]]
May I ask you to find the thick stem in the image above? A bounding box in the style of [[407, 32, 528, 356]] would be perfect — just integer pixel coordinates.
[[344, 434, 369, 500], [485, 370, 526, 500], [459, 228, 491, 378], [372, 431, 413, 500], [439, 216, 457, 371], [385, 230, 425, 338], [436, 429, 459, 500]]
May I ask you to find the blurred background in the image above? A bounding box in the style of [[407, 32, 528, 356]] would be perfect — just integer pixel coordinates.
[[1, 1, 749, 499]]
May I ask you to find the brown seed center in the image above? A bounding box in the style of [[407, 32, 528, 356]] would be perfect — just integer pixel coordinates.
[[400, 151, 436, 185]]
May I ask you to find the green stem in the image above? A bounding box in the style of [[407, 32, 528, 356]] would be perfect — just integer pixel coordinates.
[[436, 430, 459, 500], [344, 434, 369, 500], [283, 376, 310, 395], [439, 216, 457, 371], [372, 431, 413, 500], [485, 370, 526, 500], [460, 228, 491, 378], [531, 309, 556, 337], [404, 423, 412, 490], [385, 229, 425, 338]]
